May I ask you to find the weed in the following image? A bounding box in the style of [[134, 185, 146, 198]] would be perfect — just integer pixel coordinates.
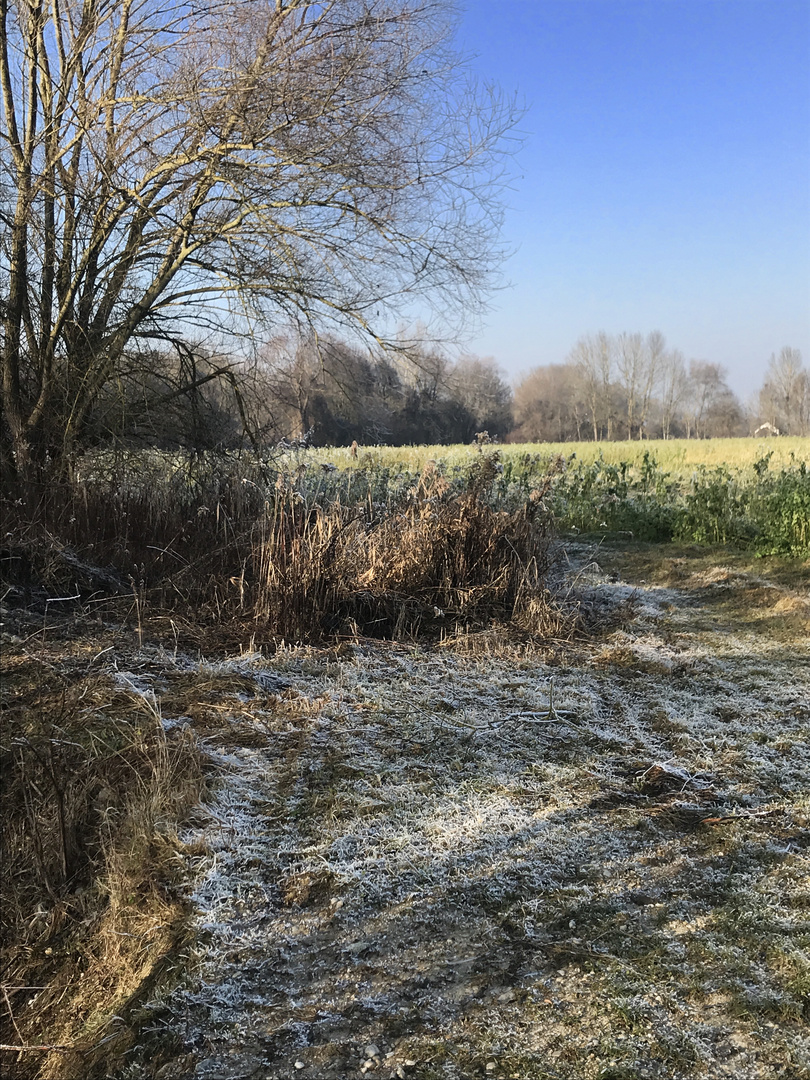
[[2, 452, 573, 647]]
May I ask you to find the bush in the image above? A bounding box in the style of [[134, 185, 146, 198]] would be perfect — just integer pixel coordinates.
[[676, 466, 752, 545], [751, 459, 810, 555], [550, 452, 679, 542]]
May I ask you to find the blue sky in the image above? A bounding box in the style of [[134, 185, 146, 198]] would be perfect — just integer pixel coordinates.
[[453, 0, 810, 398]]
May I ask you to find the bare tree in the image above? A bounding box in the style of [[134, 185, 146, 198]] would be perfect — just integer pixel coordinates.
[[569, 333, 614, 441], [685, 360, 742, 438], [759, 347, 807, 435], [641, 330, 666, 437], [1, 0, 517, 479], [569, 335, 598, 441], [658, 347, 689, 440], [512, 363, 585, 443], [615, 331, 662, 439], [395, 331, 452, 403], [446, 355, 513, 441], [594, 331, 617, 440]]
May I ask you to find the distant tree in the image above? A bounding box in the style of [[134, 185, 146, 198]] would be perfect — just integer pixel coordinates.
[[568, 334, 613, 441], [392, 328, 458, 400], [256, 333, 505, 447], [706, 388, 746, 437], [88, 344, 248, 450], [759, 347, 808, 435], [593, 331, 619, 440], [308, 344, 392, 445], [641, 331, 667, 437], [685, 361, 743, 438], [258, 336, 395, 445], [446, 356, 513, 441], [511, 364, 585, 442], [510, 334, 760, 444], [615, 331, 663, 439], [658, 348, 689, 440], [258, 337, 320, 440]]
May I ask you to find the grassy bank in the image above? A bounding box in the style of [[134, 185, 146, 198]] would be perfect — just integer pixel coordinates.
[[0, 641, 205, 1079]]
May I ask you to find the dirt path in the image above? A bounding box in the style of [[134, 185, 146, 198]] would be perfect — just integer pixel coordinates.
[[120, 545, 809, 1080]]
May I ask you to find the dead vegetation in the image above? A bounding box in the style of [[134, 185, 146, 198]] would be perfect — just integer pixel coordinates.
[[252, 458, 570, 642], [0, 644, 205, 1080], [1, 454, 573, 650]]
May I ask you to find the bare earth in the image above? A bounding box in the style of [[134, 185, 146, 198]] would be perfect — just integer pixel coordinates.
[[116, 545, 809, 1080]]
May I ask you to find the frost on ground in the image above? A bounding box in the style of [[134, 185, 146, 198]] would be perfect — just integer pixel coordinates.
[[119, 547, 809, 1080]]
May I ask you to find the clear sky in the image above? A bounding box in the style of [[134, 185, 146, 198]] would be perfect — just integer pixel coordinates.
[[452, 0, 810, 399]]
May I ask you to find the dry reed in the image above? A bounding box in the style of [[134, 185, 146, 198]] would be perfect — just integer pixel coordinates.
[[1, 453, 571, 646]]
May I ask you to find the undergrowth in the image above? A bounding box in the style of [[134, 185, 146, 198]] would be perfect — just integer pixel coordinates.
[[549, 450, 810, 553], [1, 453, 573, 647], [0, 658, 204, 1079]]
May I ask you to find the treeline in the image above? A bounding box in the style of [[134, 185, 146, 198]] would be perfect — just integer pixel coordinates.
[[75, 332, 806, 454], [512, 335, 809, 442], [82, 336, 515, 451]]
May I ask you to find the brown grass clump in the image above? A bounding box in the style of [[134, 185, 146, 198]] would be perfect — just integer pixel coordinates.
[[251, 456, 572, 642], [1, 453, 573, 648], [0, 656, 204, 1079]]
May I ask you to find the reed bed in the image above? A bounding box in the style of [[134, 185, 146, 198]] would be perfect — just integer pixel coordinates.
[[1, 453, 570, 648]]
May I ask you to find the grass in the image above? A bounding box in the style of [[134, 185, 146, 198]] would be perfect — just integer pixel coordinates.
[[3, 553, 807, 1079], [294, 435, 810, 473], [1, 439, 808, 1079], [0, 642, 205, 1079], [97, 539, 808, 1080]]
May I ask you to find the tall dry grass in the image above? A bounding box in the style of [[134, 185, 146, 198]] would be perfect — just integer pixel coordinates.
[[250, 457, 566, 641], [1, 452, 570, 646], [0, 665, 203, 1079]]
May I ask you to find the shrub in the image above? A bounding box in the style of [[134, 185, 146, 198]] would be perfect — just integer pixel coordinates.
[[252, 456, 566, 640], [751, 460, 810, 555], [676, 466, 752, 545], [550, 453, 679, 542]]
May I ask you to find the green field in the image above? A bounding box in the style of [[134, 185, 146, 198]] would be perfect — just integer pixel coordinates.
[[305, 435, 810, 474]]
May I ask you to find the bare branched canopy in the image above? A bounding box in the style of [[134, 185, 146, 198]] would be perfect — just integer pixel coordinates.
[[1, 0, 516, 475], [760, 347, 808, 435]]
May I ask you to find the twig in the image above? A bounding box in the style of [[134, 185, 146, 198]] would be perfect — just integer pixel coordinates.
[[701, 809, 778, 825], [499, 709, 580, 726]]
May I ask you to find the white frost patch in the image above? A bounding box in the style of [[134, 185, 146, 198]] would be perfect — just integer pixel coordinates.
[[123, 556, 809, 1080]]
